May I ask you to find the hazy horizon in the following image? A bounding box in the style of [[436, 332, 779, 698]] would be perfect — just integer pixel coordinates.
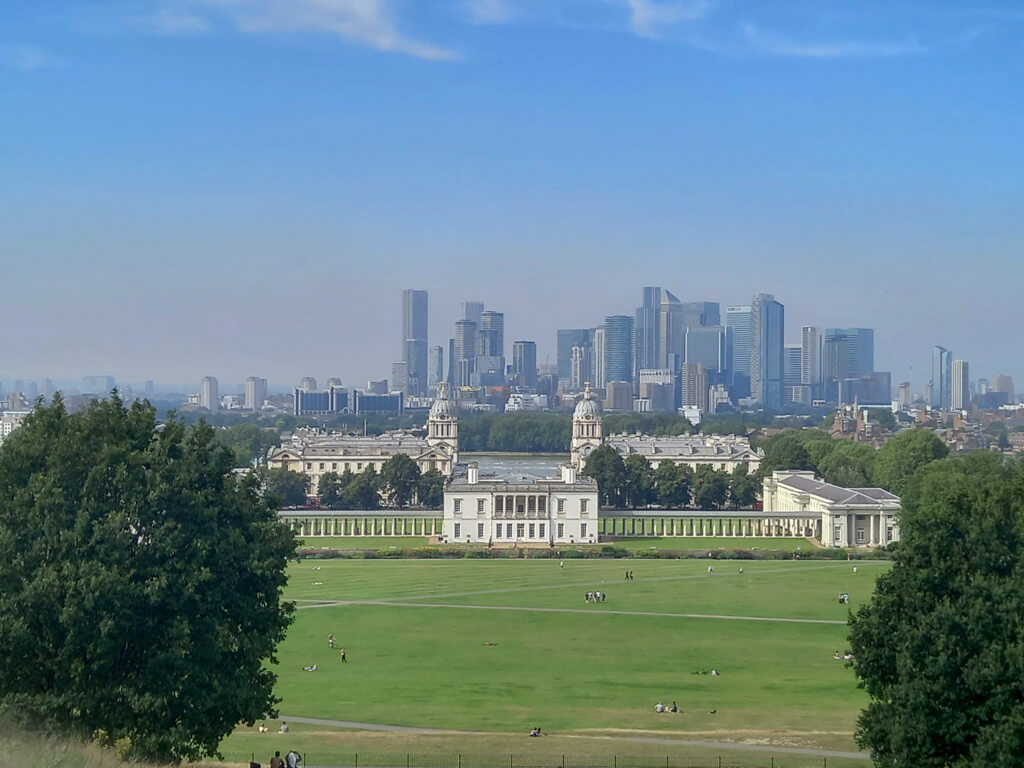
[[3, 1, 1021, 393]]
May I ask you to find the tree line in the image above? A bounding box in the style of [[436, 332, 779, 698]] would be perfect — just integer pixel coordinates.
[[581, 445, 759, 510], [264, 454, 445, 510]]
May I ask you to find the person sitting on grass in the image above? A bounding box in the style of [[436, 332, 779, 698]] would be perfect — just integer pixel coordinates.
[[655, 702, 665, 713], [669, 702, 678, 713], [302, 664, 317, 672], [529, 726, 543, 737]]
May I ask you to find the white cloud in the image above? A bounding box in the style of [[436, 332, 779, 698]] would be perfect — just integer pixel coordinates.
[[173, 0, 457, 60], [624, 0, 715, 38], [464, 0, 514, 25], [0, 44, 62, 71], [740, 22, 925, 58]]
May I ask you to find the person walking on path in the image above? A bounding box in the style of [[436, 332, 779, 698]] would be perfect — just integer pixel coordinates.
[[339, 648, 347, 663], [328, 633, 335, 649], [270, 752, 283, 768]]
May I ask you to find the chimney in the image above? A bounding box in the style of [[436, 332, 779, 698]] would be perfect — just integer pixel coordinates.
[[561, 464, 577, 484], [467, 462, 479, 484]]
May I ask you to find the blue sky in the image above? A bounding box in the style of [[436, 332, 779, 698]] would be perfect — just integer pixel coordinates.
[[1, 0, 1022, 394]]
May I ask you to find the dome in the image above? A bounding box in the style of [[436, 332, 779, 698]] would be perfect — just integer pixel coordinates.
[[573, 384, 602, 420], [429, 382, 456, 419]]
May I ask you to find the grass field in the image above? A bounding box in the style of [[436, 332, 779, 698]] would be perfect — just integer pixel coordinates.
[[223, 559, 885, 765]]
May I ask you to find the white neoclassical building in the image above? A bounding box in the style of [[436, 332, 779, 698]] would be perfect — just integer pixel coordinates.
[[569, 383, 763, 473], [268, 382, 459, 494], [442, 463, 599, 546], [762, 470, 901, 548]]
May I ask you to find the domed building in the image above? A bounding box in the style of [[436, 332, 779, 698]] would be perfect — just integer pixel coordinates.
[[570, 383, 603, 469]]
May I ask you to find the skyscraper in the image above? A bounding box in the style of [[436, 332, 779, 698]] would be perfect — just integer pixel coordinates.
[[603, 315, 635, 385], [750, 294, 784, 409], [680, 302, 721, 330], [784, 345, 802, 388], [401, 289, 428, 396], [300, 376, 317, 392], [245, 376, 268, 411], [952, 360, 970, 410], [428, 345, 444, 389], [557, 329, 591, 382], [681, 362, 709, 411], [824, 328, 874, 378], [479, 311, 504, 358], [726, 305, 752, 397], [512, 341, 538, 388], [454, 320, 478, 386], [993, 374, 1015, 403], [591, 327, 606, 388], [800, 326, 821, 386], [931, 346, 952, 409], [684, 326, 727, 373], [200, 376, 219, 412], [570, 346, 591, 391], [461, 301, 484, 326]]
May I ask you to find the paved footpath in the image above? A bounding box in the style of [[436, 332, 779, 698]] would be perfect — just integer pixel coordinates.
[[277, 715, 870, 761], [298, 600, 845, 625]]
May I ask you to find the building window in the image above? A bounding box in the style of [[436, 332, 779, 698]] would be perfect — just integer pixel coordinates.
[[454, 523, 461, 539], [477, 523, 485, 539], [506, 523, 513, 538], [856, 529, 865, 545], [495, 525, 502, 538], [477, 498, 486, 513], [557, 499, 565, 513], [528, 497, 536, 514], [516, 523, 525, 538], [496, 496, 504, 514], [539, 523, 546, 538], [357, 463, 363, 470], [557, 523, 564, 539], [581, 499, 589, 513], [834, 526, 842, 542], [886, 526, 894, 542], [306, 463, 312, 470], [538, 497, 546, 514], [454, 499, 462, 512], [581, 523, 588, 537], [528, 523, 535, 538], [319, 463, 325, 470], [332, 462, 337, 470]]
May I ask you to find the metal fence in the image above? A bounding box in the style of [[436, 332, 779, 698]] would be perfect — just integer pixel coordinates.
[[223, 752, 852, 768]]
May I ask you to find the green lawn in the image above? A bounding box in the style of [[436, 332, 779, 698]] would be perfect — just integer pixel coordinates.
[[229, 558, 885, 760]]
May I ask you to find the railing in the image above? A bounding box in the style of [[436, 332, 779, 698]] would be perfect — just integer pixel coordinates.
[[224, 751, 852, 768]]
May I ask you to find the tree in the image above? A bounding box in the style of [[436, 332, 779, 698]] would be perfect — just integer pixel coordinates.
[[849, 453, 1024, 767], [380, 454, 421, 508], [346, 466, 380, 509], [582, 445, 625, 507], [872, 429, 949, 496], [265, 466, 309, 507], [866, 408, 896, 431], [655, 461, 693, 509], [621, 455, 655, 509], [757, 432, 814, 476], [727, 464, 759, 509], [317, 470, 348, 510], [214, 423, 281, 467], [417, 468, 445, 509], [693, 465, 729, 509], [0, 396, 295, 762], [817, 441, 876, 488]]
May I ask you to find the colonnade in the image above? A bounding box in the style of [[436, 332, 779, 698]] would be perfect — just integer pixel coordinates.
[[599, 516, 820, 538], [282, 515, 443, 537]]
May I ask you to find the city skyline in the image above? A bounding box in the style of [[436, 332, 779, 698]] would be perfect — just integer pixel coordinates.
[[2, 2, 1022, 390]]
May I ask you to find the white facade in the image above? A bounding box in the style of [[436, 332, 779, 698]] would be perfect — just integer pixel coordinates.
[[605, 433, 761, 472], [0, 410, 30, 445], [762, 470, 901, 548], [443, 463, 599, 545]]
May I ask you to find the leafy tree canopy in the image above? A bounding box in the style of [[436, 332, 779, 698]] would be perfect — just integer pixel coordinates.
[[757, 432, 815, 476], [0, 396, 295, 762], [582, 445, 625, 507], [379, 454, 421, 508], [654, 461, 693, 509], [621, 454, 655, 509], [850, 453, 1024, 767], [265, 466, 309, 507], [417, 469, 445, 509], [872, 429, 949, 496], [817, 441, 876, 488], [693, 465, 730, 509]]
